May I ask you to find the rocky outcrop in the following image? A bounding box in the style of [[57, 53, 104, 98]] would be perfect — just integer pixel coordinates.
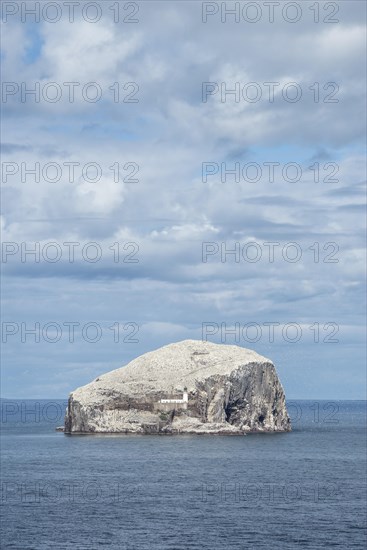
[[64, 340, 291, 435]]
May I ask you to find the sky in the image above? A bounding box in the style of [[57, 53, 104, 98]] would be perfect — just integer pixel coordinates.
[[1, 0, 366, 399]]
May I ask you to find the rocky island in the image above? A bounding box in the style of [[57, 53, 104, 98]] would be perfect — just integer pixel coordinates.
[[64, 340, 291, 435]]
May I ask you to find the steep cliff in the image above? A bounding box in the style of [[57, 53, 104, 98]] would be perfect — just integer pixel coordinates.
[[65, 340, 291, 434]]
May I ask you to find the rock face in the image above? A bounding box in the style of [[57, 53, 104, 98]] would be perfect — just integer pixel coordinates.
[[64, 340, 291, 435]]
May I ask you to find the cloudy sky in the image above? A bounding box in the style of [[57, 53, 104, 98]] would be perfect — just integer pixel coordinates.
[[1, 0, 366, 399]]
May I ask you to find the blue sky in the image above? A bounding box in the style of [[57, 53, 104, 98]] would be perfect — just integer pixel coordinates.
[[1, 1, 366, 399]]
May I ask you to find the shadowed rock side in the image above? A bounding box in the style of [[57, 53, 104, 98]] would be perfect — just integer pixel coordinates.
[[65, 340, 291, 435]]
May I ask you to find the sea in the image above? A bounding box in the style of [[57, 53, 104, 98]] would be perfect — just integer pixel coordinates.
[[0, 399, 366, 549]]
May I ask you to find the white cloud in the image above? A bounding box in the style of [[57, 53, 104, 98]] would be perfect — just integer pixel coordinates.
[[1, 1, 366, 398]]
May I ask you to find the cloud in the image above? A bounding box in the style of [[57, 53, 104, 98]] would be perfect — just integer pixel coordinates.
[[1, 1, 366, 398]]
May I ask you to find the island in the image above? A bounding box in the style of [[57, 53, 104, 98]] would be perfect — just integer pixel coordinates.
[[64, 340, 291, 435]]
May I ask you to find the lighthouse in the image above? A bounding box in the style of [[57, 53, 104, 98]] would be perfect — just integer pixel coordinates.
[[158, 387, 189, 409], [183, 387, 188, 409]]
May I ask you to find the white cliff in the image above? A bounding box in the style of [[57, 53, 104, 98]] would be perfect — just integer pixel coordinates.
[[65, 340, 291, 434]]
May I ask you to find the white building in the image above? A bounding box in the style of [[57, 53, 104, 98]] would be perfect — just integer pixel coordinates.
[[159, 387, 188, 405]]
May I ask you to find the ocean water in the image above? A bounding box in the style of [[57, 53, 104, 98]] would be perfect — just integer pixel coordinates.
[[0, 400, 366, 550]]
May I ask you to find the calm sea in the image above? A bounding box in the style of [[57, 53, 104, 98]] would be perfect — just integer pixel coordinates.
[[1, 399, 366, 549]]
